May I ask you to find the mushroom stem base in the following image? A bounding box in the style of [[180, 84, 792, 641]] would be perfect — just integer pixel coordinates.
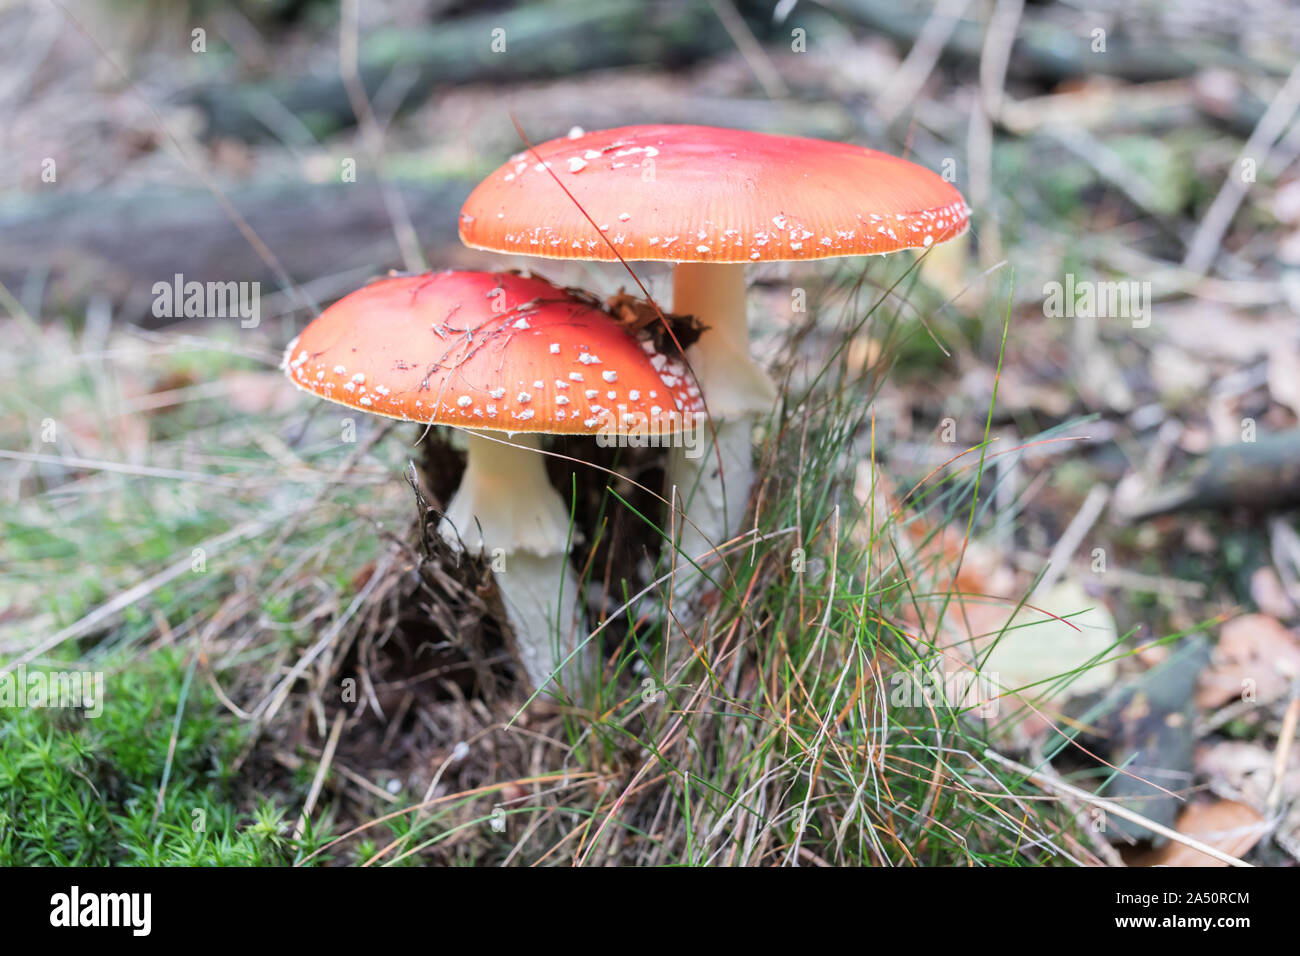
[[493, 551, 592, 692], [439, 431, 592, 695]]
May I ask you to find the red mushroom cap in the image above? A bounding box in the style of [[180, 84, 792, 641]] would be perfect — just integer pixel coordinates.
[[459, 124, 969, 264], [282, 271, 703, 435]]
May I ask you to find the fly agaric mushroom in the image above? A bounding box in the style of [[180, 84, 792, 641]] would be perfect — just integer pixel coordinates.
[[458, 124, 970, 584], [282, 269, 704, 692]]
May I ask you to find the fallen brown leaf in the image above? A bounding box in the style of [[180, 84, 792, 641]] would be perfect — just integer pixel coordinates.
[[1149, 800, 1264, 866], [1250, 566, 1298, 621], [1197, 739, 1300, 862], [1197, 614, 1300, 709]]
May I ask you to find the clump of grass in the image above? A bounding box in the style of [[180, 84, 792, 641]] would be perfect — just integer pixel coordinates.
[[529, 261, 1086, 866]]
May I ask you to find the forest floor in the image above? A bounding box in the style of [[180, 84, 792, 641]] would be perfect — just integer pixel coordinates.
[[2, 0, 1299, 866]]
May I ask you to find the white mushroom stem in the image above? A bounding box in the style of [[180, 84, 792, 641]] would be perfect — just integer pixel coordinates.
[[438, 431, 590, 693], [665, 262, 776, 590]]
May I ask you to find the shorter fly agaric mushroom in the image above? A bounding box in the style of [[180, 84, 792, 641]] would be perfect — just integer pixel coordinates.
[[459, 124, 970, 588], [282, 270, 704, 692]]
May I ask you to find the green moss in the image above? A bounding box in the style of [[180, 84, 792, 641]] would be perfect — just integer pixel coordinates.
[[0, 649, 333, 866]]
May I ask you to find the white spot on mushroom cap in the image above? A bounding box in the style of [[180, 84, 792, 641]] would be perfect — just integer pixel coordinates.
[[602, 370, 617, 383], [457, 395, 472, 407]]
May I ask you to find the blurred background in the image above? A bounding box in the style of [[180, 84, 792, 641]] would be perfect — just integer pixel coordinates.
[[3, 0, 1300, 866]]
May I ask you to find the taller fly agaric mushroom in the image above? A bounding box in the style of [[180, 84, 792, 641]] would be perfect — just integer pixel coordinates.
[[282, 269, 704, 692], [458, 124, 970, 582]]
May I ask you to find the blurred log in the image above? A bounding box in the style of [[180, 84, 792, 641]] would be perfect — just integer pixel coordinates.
[[827, 0, 1236, 86], [184, 0, 777, 141], [1193, 70, 1272, 139], [1, 83, 859, 326], [1120, 430, 1300, 521], [998, 80, 1201, 136], [0, 178, 475, 326], [442, 87, 856, 157]]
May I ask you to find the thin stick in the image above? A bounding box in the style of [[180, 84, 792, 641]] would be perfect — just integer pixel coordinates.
[[983, 749, 1254, 867], [0, 449, 250, 488], [0, 449, 386, 487], [979, 0, 1023, 120], [151, 651, 199, 825], [1266, 689, 1300, 817], [706, 0, 789, 100], [1184, 63, 1300, 275], [875, 0, 972, 125], [0, 515, 288, 677], [1033, 484, 1110, 598], [295, 710, 347, 839], [339, 0, 426, 273]]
